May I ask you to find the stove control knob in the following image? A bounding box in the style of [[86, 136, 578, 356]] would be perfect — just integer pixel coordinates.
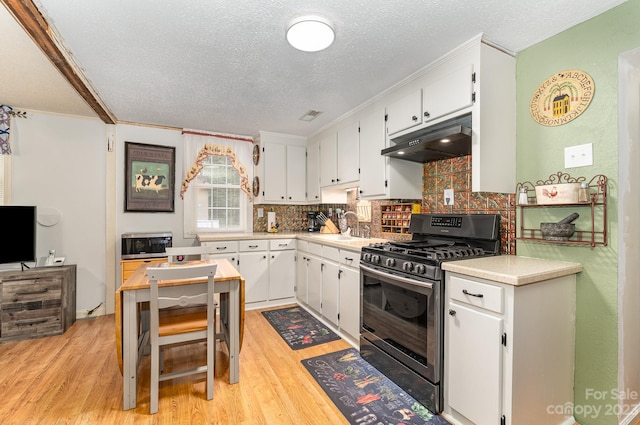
[[385, 258, 396, 267], [362, 253, 372, 262], [371, 255, 381, 264], [402, 261, 414, 272], [415, 264, 426, 274]]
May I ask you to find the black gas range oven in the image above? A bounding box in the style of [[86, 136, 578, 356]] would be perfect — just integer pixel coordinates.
[[359, 213, 501, 414]]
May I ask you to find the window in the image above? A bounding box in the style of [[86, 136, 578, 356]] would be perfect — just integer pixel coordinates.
[[193, 155, 244, 231]]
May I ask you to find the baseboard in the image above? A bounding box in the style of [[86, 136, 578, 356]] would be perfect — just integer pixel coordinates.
[[76, 303, 107, 320]]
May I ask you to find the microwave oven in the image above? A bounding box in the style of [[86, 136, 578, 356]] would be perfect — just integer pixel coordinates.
[[121, 232, 172, 259]]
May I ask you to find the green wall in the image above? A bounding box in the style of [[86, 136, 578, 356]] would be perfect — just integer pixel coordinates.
[[516, 1, 640, 424]]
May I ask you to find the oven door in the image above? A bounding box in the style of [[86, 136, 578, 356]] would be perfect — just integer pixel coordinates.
[[360, 264, 442, 384]]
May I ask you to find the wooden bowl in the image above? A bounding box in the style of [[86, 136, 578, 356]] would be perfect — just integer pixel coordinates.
[[540, 222, 575, 241]]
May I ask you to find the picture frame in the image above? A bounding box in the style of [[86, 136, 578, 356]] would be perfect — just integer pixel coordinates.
[[124, 142, 175, 212]]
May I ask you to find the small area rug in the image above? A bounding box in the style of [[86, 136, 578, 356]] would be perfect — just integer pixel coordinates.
[[302, 348, 450, 425], [261, 306, 341, 350]]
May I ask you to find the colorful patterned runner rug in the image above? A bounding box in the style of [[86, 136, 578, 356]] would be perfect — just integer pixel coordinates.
[[302, 348, 450, 425], [261, 306, 341, 350]]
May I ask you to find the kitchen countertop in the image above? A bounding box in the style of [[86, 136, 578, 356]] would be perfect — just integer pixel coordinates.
[[442, 255, 583, 286], [197, 232, 389, 251]]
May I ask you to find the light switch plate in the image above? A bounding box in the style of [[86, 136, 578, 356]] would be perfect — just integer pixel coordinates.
[[444, 189, 454, 206], [565, 143, 593, 168]]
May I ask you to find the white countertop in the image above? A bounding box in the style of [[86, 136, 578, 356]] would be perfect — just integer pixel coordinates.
[[197, 232, 388, 251], [441, 255, 583, 286]]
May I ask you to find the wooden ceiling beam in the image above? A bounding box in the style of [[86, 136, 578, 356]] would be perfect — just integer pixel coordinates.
[[2, 0, 116, 124]]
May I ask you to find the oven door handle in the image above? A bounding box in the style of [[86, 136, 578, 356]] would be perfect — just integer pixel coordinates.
[[360, 264, 433, 289]]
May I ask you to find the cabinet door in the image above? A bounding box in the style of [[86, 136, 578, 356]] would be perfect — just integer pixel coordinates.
[[306, 138, 320, 201], [269, 250, 296, 300], [322, 260, 340, 326], [386, 89, 422, 136], [307, 255, 322, 313], [338, 266, 360, 340], [319, 133, 337, 187], [286, 145, 306, 202], [296, 253, 308, 304], [337, 122, 359, 184], [238, 251, 269, 303], [423, 64, 474, 123], [358, 108, 387, 198], [263, 143, 287, 201], [447, 301, 503, 425]]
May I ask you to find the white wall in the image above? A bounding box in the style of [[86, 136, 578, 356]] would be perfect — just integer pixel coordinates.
[[8, 112, 107, 315]]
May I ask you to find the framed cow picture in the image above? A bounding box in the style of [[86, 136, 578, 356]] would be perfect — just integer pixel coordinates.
[[124, 142, 175, 212]]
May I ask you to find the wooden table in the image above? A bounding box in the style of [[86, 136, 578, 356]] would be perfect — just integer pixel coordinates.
[[116, 259, 244, 411]]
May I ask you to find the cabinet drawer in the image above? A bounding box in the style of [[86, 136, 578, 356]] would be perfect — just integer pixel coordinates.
[[239, 240, 268, 251], [1, 313, 62, 338], [308, 242, 322, 256], [339, 249, 360, 268], [269, 239, 296, 251], [449, 274, 503, 314], [1, 277, 63, 337], [201, 240, 239, 253], [121, 258, 166, 273], [297, 240, 309, 252], [322, 246, 340, 262]]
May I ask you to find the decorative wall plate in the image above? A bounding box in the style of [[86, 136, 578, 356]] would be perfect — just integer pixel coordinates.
[[253, 144, 260, 165], [253, 176, 260, 197], [530, 69, 594, 127]]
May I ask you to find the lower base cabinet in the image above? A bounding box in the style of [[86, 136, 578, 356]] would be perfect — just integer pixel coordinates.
[[444, 271, 576, 425], [0, 265, 76, 343]]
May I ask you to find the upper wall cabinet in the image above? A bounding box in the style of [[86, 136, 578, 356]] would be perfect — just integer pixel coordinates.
[[359, 107, 422, 199], [319, 122, 360, 188], [254, 131, 307, 204], [423, 64, 474, 123], [385, 89, 423, 136], [306, 138, 321, 202]]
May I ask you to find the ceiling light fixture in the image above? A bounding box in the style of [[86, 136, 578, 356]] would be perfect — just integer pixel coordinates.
[[286, 16, 335, 52]]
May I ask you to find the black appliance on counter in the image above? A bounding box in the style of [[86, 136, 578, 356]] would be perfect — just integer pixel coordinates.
[[359, 213, 500, 414], [121, 232, 172, 259], [307, 212, 321, 232]]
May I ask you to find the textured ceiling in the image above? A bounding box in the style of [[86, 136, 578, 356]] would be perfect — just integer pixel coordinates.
[[1, 0, 627, 138]]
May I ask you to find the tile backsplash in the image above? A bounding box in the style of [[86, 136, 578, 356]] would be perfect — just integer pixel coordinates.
[[253, 155, 515, 254]]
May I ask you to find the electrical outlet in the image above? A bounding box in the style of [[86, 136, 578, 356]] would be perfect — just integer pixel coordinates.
[[565, 143, 593, 168], [444, 189, 454, 206], [257, 208, 264, 218]]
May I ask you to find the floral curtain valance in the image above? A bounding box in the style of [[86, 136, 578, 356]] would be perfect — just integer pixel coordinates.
[[0, 105, 13, 155], [180, 143, 252, 201]]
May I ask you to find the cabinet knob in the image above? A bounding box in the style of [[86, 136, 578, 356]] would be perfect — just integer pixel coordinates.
[[449, 309, 456, 316], [424, 111, 430, 118], [336, 178, 340, 182], [281, 196, 285, 199], [332, 179, 335, 183], [288, 196, 291, 199], [412, 115, 418, 121]]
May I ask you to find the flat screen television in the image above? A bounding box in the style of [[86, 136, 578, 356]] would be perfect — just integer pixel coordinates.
[[0, 206, 37, 265]]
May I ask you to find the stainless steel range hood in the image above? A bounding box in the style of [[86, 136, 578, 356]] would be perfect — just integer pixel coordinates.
[[382, 114, 472, 163]]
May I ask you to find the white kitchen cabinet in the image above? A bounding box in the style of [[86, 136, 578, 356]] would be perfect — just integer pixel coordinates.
[[286, 145, 306, 202], [358, 106, 422, 199], [306, 138, 320, 201], [255, 131, 307, 204], [268, 239, 296, 300], [338, 249, 360, 341], [385, 89, 422, 136], [306, 254, 323, 314], [444, 270, 577, 425], [321, 257, 340, 326], [238, 240, 269, 304], [422, 64, 474, 123], [336, 122, 360, 184], [296, 243, 309, 304], [319, 133, 338, 187]]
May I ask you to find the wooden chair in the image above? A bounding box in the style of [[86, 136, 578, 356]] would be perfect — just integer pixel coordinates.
[[165, 245, 219, 263], [147, 262, 218, 414]]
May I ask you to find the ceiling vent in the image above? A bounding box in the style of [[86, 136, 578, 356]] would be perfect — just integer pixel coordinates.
[[299, 110, 323, 122]]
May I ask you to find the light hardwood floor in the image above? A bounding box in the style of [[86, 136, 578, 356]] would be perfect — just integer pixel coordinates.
[[0, 305, 355, 425]]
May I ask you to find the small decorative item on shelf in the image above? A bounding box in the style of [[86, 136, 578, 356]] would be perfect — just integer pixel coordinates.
[[533, 171, 585, 205], [578, 182, 590, 203], [518, 188, 529, 205]]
